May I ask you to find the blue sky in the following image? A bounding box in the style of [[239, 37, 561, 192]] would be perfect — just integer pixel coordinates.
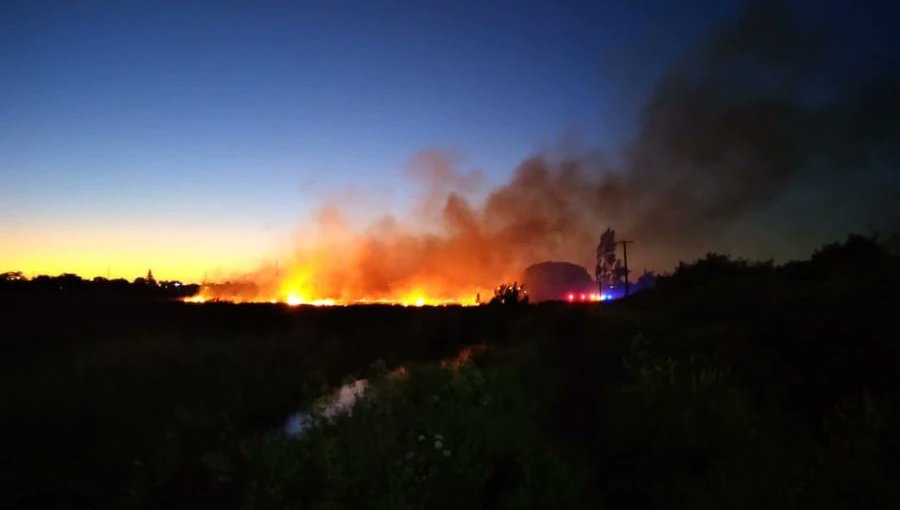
[[2, 0, 895, 279], [0, 0, 739, 277]]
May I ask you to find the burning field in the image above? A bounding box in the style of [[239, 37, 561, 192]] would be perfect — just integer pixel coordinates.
[[187, 151, 613, 306]]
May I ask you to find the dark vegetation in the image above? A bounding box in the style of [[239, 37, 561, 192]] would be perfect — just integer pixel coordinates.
[[0, 271, 200, 301], [3, 235, 899, 509]]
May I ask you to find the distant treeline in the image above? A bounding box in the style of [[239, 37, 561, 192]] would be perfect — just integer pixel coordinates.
[[0, 271, 200, 300]]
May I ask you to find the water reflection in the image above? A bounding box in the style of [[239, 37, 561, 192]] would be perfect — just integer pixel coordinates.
[[283, 411, 312, 436], [283, 379, 368, 437]]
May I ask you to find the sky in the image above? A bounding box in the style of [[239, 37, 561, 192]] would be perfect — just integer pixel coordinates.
[[1, 0, 897, 282]]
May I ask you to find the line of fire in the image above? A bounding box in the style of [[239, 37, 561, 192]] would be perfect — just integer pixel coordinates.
[[183, 227, 655, 307]]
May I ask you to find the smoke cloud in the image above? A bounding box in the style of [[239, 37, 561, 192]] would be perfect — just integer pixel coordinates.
[[211, 0, 900, 303]]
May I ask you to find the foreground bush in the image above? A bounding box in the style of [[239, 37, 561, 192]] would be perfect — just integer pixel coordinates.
[[244, 361, 586, 509]]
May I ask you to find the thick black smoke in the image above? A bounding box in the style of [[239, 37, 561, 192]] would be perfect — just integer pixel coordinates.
[[460, 0, 900, 273]]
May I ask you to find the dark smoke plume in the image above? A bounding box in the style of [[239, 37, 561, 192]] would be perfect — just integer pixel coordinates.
[[453, 0, 900, 273], [215, 0, 900, 302]]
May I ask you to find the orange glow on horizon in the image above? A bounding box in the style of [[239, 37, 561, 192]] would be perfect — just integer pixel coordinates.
[[2, 223, 274, 283]]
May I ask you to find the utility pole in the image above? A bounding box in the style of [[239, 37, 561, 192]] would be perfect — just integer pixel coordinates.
[[616, 240, 634, 297]]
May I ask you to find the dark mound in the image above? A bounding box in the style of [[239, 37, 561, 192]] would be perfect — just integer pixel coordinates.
[[521, 261, 595, 302]]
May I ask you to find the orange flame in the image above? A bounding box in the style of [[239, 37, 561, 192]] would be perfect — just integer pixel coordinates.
[[184, 249, 483, 306], [181, 150, 613, 306]]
